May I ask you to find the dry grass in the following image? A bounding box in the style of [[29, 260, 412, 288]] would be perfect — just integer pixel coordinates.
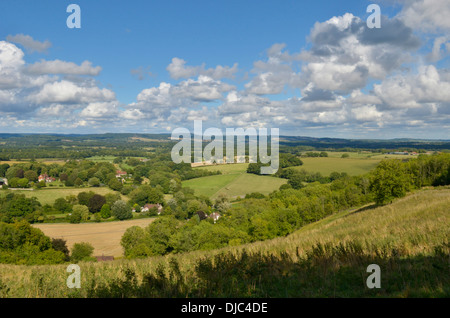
[[33, 219, 156, 257]]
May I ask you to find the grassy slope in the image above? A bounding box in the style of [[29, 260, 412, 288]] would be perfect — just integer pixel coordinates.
[[0, 188, 448, 297]]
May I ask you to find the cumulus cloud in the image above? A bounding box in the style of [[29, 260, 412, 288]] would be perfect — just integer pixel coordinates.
[[6, 34, 52, 53], [167, 57, 238, 80], [29, 80, 115, 104], [245, 43, 302, 95], [300, 13, 420, 93], [398, 0, 450, 32], [26, 60, 102, 76]]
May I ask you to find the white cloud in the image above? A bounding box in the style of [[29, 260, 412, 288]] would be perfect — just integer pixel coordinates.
[[26, 60, 102, 76], [167, 57, 238, 80], [30, 80, 116, 104], [398, 0, 450, 32], [6, 34, 51, 53]]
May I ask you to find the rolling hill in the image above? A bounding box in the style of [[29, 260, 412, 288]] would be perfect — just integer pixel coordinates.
[[0, 187, 448, 297]]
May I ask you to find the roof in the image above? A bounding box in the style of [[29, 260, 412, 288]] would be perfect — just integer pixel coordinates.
[[95, 255, 114, 262]]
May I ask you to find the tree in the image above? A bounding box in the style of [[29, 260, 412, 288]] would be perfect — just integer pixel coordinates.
[[77, 191, 95, 206], [88, 194, 106, 213], [70, 242, 95, 262], [88, 177, 100, 187], [111, 200, 133, 220], [24, 170, 38, 182], [51, 238, 70, 261], [74, 177, 84, 187], [369, 159, 412, 205], [17, 178, 29, 188], [69, 210, 82, 224], [100, 204, 111, 219], [108, 177, 123, 191], [105, 192, 121, 206], [72, 205, 90, 222], [53, 198, 72, 213], [288, 173, 305, 190]]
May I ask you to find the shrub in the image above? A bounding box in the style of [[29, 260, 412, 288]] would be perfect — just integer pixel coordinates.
[[70, 242, 95, 263], [112, 200, 133, 220]]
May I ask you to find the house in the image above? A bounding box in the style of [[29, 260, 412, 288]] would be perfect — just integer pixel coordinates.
[[209, 212, 221, 224], [141, 203, 163, 214], [38, 174, 55, 183], [95, 255, 114, 262], [115, 170, 127, 178]]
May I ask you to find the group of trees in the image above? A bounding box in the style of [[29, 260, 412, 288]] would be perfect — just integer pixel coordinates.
[[0, 219, 97, 265], [0, 193, 43, 223], [247, 153, 304, 175], [0, 221, 66, 265], [369, 153, 450, 205], [121, 153, 450, 259], [121, 173, 373, 258]]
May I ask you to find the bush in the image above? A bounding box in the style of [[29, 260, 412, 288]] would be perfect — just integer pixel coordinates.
[[88, 177, 100, 187], [112, 200, 133, 220], [100, 204, 111, 219], [70, 242, 95, 263]]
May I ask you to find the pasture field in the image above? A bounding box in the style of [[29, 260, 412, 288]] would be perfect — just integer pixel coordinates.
[[0, 187, 126, 205], [85, 156, 117, 163], [184, 163, 285, 199], [213, 173, 286, 199], [194, 163, 249, 175], [182, 174, 240, 198], [1, 188, 448, 297], [294, 157, 381, 176], [33, 218, 156, 257]]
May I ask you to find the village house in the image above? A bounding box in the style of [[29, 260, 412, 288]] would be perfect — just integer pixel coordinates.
[[115, 170, 127, 178], [38, 174, 56, 183], [137, 203, 163, 214], [209, 212, 221, 224]]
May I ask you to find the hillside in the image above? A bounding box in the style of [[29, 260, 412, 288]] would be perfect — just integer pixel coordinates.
[[0, 188, 448, 297]]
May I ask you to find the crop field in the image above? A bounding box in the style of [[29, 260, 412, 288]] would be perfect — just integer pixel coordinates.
[[0, 187, 126, 205], [33, 218, 156, 257]]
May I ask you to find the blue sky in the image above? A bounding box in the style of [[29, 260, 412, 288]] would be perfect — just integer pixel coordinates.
[[0, 0, 449, 139]]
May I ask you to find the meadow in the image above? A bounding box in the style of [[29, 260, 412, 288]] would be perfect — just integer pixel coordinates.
[[0, 187, 447, 298], [182, 163, 286, 199], [295, 157, 381, 176], [1, 187, 126, 205]]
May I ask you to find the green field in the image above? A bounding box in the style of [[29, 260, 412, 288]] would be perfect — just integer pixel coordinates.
[[1, 187, 126, 205], [183, 163, 286, 199], [295, 157, 381, 176], [85, 156, 117, 163]]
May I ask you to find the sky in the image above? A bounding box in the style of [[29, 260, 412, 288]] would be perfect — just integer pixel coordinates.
[[0, 0, 449, 139]]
